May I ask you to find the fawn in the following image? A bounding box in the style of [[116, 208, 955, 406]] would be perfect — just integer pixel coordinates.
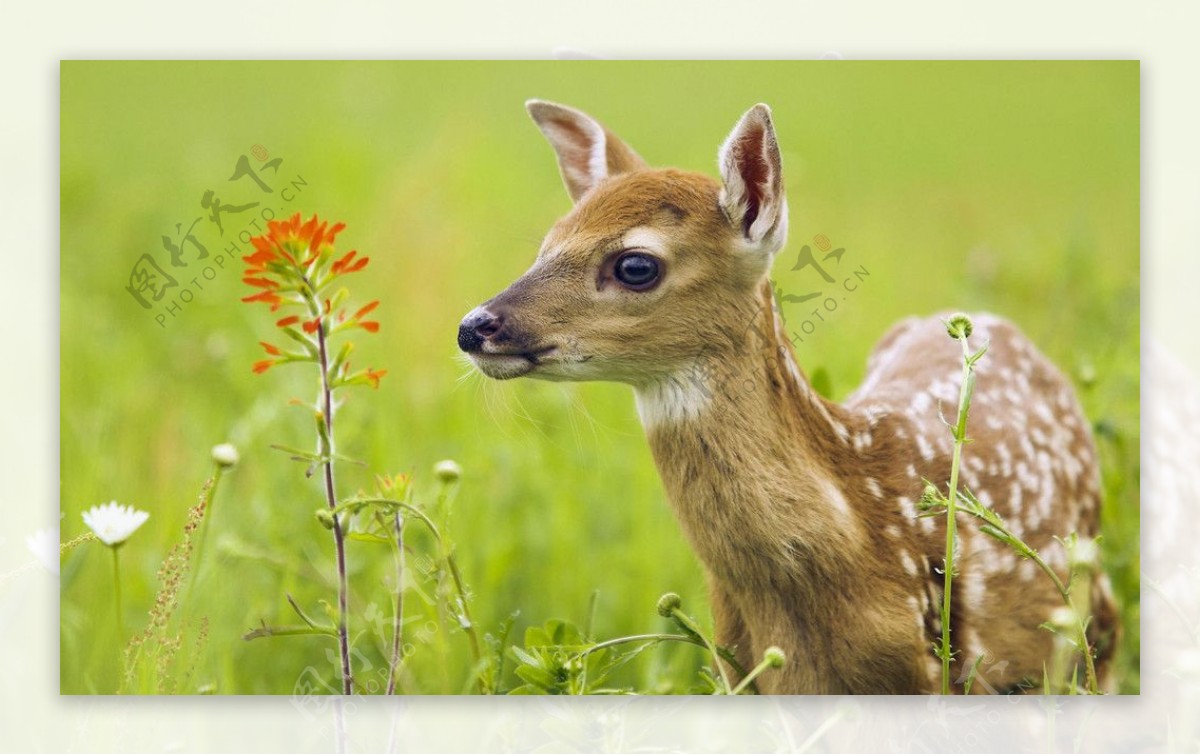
[[458, 100, 1119, 694]]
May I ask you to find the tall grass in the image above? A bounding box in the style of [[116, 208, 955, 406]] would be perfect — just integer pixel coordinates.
[[920, 314, 1103, 694]]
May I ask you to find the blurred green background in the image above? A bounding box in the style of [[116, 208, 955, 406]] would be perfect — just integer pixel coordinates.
[[60, 61, 1139, 694]]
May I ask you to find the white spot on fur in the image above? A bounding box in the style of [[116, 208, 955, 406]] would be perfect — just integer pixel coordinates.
[[961, 571, 986, 614], [916, 434, 935, 460], [996, 442, 1013, 476], [865, 477, 883, 498], [1034, 401, 1055, 424], [906, 595, 924, 634], [818, 479, 865, 547], [831, 420, 851, 445], [963, 628, 986, 665], [910, 392, 932, 414]]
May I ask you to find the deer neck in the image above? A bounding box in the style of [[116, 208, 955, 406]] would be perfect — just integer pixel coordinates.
[[633, 280, 865, 587]]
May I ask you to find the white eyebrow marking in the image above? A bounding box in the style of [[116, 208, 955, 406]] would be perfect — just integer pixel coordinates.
[[622, 226, 671, 254]]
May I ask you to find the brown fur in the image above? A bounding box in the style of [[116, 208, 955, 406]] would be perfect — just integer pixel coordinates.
[[462, 102, 1119, 694]]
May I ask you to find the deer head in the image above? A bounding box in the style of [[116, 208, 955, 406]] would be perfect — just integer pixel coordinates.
[[458, 101, 789, 387]]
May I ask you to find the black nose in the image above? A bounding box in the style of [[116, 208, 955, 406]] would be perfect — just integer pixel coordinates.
[[458, 308, 503, 353]]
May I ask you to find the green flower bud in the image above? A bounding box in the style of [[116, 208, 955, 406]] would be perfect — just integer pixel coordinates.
[[656, 592, 682, 618], [434, 459, 462, 484], [315, 509, 335, 530], [920, 483, 941, 507], [211, 443, 239, 469], [764, 646, 786, 668], [945, 313, 974, 340]]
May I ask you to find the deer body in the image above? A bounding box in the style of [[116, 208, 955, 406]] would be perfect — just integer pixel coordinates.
[[460, 101, 1118, 693]]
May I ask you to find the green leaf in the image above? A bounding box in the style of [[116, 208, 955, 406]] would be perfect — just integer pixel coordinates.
[[963, 654, 987, 695], [967, 341, 991, 366], [242, 623, 337, 641], [346, 532, 392, 546], [279, 326, 319, 357], [509, 645, 543, 669], [514, 663, 557, 691], [269, 444, 322, 463], [285, 594, 319, 628]]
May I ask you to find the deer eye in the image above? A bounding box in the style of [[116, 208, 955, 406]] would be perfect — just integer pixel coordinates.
[[613, 252, 661, 290]]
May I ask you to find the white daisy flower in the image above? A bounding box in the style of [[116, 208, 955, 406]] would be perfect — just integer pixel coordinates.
[[82, 502, 149, 547], [25, 526, 60, 575]]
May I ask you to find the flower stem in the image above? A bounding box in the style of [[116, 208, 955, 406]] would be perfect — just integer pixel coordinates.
[[670, 606, 732, 693], [940, 333, 974, 694], [192, 466, 223, 573], [112, 546, 125, 668], [316, 317, 353, 695], [386, 512, 405, 695], [444, 551, 483, 670], [186, 467, 223, 608], [730, 656, 775, 695], [570, 632, 752, 681]]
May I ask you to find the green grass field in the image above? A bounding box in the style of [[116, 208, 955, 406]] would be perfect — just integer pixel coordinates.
[[60, 61, 1139, 694]]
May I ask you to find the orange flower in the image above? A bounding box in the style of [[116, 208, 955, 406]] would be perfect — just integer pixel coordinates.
[[331, 250, 358, 276], [266, 213, 345, 257], [353, 300, 380, 320], [331, 250, 370, 276], [243, 246, 280, 271], [365, 368, 387, 388], [242, 290, 283, 311], [243, 213, 382, 382], [243, 212, 349, 276]]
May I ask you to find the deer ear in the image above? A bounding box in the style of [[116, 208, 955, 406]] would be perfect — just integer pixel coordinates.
[[718, 104, 788, 255], [526, 100, 647, 203]]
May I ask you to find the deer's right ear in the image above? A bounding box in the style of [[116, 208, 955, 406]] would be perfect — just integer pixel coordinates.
[[718, 104, 788, 256], [526, 100, 647, 203]]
